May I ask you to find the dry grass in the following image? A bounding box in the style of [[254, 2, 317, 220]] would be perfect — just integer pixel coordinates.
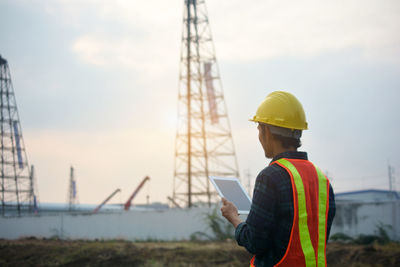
[[0, 239, 399, 266], [327, 242, 400, 267]]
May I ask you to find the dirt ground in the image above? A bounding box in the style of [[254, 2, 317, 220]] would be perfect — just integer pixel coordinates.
[[0, 239, 399, 266]]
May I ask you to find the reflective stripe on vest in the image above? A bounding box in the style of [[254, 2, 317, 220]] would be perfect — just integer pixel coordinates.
[[315, 164, 328, 267], [250, 158, 329, 267]]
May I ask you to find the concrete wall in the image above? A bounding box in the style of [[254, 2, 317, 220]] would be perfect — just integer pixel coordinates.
[[330, 200, 400, 241], [0, 208, 224, 240], [1, 201, 399, 241]]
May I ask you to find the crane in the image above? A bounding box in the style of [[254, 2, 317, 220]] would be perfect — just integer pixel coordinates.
[[124, 176, 150, 211], [92, 188, 121, 214]]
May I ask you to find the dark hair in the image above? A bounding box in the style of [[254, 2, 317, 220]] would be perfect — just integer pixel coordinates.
[[259, 123, 302, 149], [271, 134, 302, 149]]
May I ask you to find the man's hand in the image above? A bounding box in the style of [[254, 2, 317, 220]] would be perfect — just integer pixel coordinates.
[[221, 197, 242, 228]]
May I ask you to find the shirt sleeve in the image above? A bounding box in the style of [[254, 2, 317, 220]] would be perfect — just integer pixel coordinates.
[[326, 183, 336, 240], [235, 168, 278, 255]]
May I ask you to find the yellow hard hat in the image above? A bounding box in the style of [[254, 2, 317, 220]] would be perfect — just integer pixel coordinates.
[[250, 91, 308, 130]]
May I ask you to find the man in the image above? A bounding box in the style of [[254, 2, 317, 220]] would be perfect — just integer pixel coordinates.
[[221, 91, 336, 267]]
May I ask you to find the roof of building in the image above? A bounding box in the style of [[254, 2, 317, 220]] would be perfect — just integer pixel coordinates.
[[335, 189, 400, 200]]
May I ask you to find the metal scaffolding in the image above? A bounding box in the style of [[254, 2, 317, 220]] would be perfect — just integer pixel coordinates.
[[173, 0, 240, 208], [0, 55, 37, 216]]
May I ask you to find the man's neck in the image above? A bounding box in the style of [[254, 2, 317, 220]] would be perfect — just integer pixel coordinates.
[[272, 146, 297, 158]]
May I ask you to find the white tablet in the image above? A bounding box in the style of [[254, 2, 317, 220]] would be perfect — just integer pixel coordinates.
[[209, 176, 252, 215]]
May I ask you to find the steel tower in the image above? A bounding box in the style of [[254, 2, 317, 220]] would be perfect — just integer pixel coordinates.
[[0, 55, 37, 215], [67, 166, 79, 211], [173, 0, 240, 208]]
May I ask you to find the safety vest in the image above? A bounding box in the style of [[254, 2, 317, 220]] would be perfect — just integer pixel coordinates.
[[250, 158, 330, 267]]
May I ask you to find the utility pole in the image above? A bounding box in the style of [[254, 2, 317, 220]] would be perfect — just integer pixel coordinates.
[[388, 162, 395, 199], [173, 0, 240, 208], [30, 165, 39, 213], [0, 55, 37, 216]]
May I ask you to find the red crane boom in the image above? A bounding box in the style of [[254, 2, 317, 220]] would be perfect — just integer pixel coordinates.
[[124, 176, 150, 211]]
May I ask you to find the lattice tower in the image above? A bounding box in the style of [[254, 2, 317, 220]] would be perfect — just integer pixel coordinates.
[[67, 166, 79, 211], [173, 0, 240, 208], [0, 55, 37, 215]]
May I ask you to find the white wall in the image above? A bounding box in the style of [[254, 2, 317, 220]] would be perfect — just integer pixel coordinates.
[[330, 200, 400, 241], [0, 207, 239, 241], [1, 201, 399, 241]]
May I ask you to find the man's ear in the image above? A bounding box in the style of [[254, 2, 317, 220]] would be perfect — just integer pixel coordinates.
[[264, 125, 271, 138], [265, 125, 276, 144], [260, 123, 267, 134]]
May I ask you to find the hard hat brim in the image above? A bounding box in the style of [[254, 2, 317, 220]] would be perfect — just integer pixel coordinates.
[[249, 116, 308, 130]]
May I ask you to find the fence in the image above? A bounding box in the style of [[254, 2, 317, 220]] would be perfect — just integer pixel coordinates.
[[1, 201, 399, 241]]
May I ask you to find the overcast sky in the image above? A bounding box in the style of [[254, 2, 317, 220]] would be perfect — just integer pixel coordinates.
[[1, 0, 399, 205]]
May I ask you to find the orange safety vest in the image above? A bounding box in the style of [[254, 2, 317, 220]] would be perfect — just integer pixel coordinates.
[[250, 158, 330, 267]]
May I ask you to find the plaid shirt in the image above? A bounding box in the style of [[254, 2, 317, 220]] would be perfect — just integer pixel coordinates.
[[235, 151, 336, 267]]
